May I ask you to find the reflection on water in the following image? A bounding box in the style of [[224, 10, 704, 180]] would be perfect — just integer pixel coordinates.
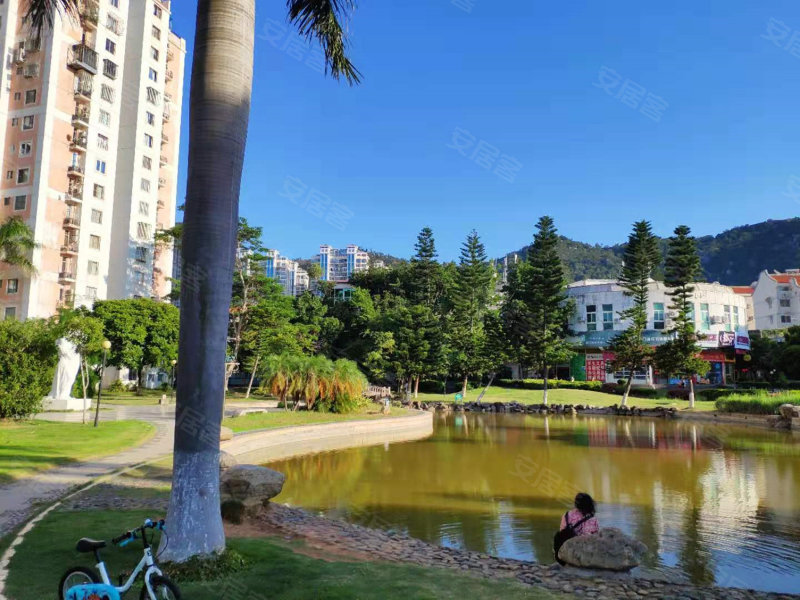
[[268, 414, 800, 594]]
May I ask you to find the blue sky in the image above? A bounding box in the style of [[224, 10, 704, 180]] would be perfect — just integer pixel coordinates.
[[170, 0, 800, 261]]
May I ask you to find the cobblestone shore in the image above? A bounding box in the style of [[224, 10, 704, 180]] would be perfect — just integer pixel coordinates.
[[252, 503, 798, 600]]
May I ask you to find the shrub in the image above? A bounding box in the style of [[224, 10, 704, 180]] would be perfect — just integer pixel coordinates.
[[105, 379, 129, 394], [715, 391, 800, 414], [667, 389, 690, 400], [0, 319, 58, 418], [495, 379, 604, 392]]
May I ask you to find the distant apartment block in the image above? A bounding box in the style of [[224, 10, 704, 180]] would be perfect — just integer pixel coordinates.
[[0, 0, 186, 321], [317, 244, 369, 282], [752, 269, 800, 330], [264, 250, 308, 296]]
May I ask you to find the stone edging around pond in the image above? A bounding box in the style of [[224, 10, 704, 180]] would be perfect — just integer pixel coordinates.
[[220, 410, 434, 464], [248, 502, 798, 600]]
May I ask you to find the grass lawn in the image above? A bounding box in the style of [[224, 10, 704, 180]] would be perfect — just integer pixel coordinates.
[[416, 387, 718, 412], [0, 420, 156, 483], [223, 406, 411, 433], [6, 510, 563, 600]]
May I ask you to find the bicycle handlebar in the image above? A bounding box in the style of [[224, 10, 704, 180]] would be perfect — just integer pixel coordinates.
[[111, 519, 166, 546]]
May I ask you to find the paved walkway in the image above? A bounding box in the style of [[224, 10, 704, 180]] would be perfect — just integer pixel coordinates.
[[0, 405, 175, 539]]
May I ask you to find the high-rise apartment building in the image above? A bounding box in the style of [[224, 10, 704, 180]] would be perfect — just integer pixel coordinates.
[[264, 250, 309, 297], [317, 244, 369, 282], [0, 0, 185, 321]]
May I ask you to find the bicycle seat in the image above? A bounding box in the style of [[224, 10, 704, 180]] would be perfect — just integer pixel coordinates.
[[76, 538, 107, 553]]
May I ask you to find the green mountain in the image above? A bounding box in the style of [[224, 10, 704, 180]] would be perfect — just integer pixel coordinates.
[[504, 218, 800, 285]]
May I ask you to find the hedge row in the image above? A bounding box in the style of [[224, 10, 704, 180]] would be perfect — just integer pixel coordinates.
[[715, 391, 800, 414], [495, 379, 604, 391]]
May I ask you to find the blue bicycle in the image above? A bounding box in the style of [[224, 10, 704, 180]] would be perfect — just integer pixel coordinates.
[[58, 518, 181, 599]]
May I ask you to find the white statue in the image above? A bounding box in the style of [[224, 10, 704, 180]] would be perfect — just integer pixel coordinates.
[[43, 337, 84, 410]]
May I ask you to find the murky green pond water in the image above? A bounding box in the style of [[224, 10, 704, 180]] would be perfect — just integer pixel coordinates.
[[268, 413, 800, 594]]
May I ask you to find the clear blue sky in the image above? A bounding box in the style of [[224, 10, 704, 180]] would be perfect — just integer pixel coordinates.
[[170, 0, 800, 261]]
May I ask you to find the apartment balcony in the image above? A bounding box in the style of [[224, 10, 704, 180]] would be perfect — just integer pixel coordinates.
[[73, 77, 93, 101], [165, 69, 174, 82], [162, 105, 171, 122], [158, 177, 166, 189], [72, 109, 90, 129], [60, 241, 79, 256], [65, 186, 83, 205], [57, 292, 75, 309], [63, 214, 81, 229], [67, 44, 98, 75], [67, 164, 85, 179], [159, 154, 168, 167], [25, 37, 42, 53], [160, 132, 169, 145], [80, 1, 99, 29], [167, 47, 175, 62], [157, 199, 165, 209], [70, 133, 88, 153], [58, 270, 77, 283]]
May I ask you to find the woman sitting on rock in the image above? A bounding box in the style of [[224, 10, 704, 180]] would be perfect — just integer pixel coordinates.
[[560, 492, 599, 536]]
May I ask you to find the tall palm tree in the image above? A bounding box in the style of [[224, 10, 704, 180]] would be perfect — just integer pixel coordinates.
[[0, 217, 37, 273], [31, 0, 360, 562]]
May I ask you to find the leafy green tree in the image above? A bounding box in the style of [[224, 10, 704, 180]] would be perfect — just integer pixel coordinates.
[[58, 309, 105, 423], [448, 230, 496, 395], [653, 226, 708, 407], [92, 299, 179, 394], [0, 318, 57, 418], [0, 216, 37, 273], [306, 262, 323, 288], [293, 292, 342, 355], [522, 217, 574, 404], [608, 221, 661, 406]]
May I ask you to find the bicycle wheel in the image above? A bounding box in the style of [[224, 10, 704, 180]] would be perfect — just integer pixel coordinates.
[[58, 565, 101, 599], [140, 574, 182, 600]]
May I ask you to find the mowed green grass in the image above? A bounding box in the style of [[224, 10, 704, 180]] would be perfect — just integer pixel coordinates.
[[415, 387, 718, 411], [6, 510, 564, 600], [0, 420, 155, 482], [223, 406, 410, 433]]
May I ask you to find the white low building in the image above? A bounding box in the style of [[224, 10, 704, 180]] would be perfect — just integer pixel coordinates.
[[751, 270, 800, 331]]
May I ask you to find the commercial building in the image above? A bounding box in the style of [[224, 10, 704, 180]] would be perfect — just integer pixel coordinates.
[[0, 0, 185, 321], [751, 270, 800, 331], [317, 244, 369, 282], [566, 279, 751, 385], [264, 250, 309, 297]]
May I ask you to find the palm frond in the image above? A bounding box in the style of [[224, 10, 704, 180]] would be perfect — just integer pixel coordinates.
[[287, 0, 362, 85], [0, 217, 38, 274], [25, 0, 79, 38]]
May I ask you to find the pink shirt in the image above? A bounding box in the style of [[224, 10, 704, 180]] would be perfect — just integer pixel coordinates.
[[560, 508, 599, 536]]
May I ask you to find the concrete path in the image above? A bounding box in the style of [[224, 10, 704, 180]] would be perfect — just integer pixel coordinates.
[[0, 405, 176, 539]]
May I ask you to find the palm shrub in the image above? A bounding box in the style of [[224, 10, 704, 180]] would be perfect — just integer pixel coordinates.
[[318, 359, 368, 413], [259, 354, 301, 411]]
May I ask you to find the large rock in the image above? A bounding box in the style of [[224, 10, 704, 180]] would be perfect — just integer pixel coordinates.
[[219, 450, 238, 473], [220, 426, 234, 441], [558, 528, 647, 571], [779, 404, 800, 419], [220, 465, 285, 523]]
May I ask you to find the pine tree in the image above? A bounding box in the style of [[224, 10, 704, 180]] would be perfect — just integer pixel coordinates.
[[410, 227, 441, 309], [449, 230, 496, 395], [522, 216, 573, 404], [608, 220, 661, 406], [653, 225, 708, 407]]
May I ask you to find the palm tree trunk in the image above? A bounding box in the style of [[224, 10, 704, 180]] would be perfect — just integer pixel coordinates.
[[461, 375, 468, 397], [245, 356, 259, 398], [621, 373, 633, 407], [542, 363, 549, 405], [688, 377, 695, 409], [414, 375, 420, 399], [160, 0, 254, 563]]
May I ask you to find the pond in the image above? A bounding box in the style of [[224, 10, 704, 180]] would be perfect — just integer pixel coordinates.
[[268, 413, 800, 594]]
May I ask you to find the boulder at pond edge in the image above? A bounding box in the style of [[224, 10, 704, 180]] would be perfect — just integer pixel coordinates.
[[558, 528, 647, 571]]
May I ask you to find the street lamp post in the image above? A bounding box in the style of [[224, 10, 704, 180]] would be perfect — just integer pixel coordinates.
[[94, 339, 111, 428], [170, 359, 177, 402]]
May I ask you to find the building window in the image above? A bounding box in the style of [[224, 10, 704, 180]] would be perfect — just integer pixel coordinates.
[[138, 201, 149, 216], [13, 195, 26, 210], [97, 134, 109, 151], [781, 315, 792, 324], [780, 298, 791, 308], [653, 302, 665, 330], [5, 172, 11, 180], [100, 84, 115, 103], [148, 68, 158, 82], [151, 46, 159, 61], [700, 303, 710, 331], [11, 117, 19, 127], [91, 209, 102, 224], [110, 0, 119, 7], [103, 59, 118, 79], [106, 14, 120, 33], [13, 92, 20, 101], [733, 305, 740, 328], [86, 286, 98, 300], [144, 133, 153, 147], [137, 222, 152, 240], [602, 304, 613, 330], [142, 156, 152, 170], [22, 115, 34, 130], [99, 110, 111, 126], [146, 111, 155, 125], [586, 305, 597, 331], [96, 160, 106, 174], [16, 168, 30, 184], [7, 279, 18, 294], [135, 246, 148, 262], [141, 179, 151, 192], [19, 142, 31, 156], [146, 87, 160, 104], [93, 184, 105, 199], [152, 25, 161, 40], [4, 307, 16, 320], [87, 260, 99, 275], [723, 305, 732, 332], [89, 235, 101, 250], [24, 89, 36, 104], [105, 38, 116, 54], [153, 3, 162, 18]]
